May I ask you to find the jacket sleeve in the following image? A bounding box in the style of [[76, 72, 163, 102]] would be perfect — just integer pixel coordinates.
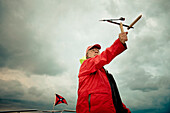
[[79, 38, 127, 76]]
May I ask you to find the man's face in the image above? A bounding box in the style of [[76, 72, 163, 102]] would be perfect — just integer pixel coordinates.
[[87, 47, 100, 58]]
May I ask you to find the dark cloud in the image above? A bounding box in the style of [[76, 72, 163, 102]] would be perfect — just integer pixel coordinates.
[[0, 79, 53, 110], [0, 80, 25, 99], [0, 0, 65, 75], [0, 45, 10, 67], [0, 98, 51, 110]]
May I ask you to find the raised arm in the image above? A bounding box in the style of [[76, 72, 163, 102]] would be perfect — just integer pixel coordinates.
[[79, 32, 128, 76]]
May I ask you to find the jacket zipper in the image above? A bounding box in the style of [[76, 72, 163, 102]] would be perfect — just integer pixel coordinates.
[[88, 94, 91, 112]]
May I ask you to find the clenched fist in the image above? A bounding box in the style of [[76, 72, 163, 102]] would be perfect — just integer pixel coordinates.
[[119, 32, 128, 44]]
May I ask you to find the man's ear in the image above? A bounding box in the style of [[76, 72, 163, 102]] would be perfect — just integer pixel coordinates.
[[86, 52, 88, 59], [86, 52, 90, 59]]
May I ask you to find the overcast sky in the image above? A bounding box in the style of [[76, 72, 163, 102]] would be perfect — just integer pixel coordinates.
[[0, 0, 170, 113]]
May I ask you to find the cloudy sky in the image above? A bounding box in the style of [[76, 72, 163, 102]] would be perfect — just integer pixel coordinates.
[[0, 0, 170, 113]]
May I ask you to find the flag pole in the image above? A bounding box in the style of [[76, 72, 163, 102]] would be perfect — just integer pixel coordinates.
[[52, 93, 56, 113], [52, 103, 55, 113]]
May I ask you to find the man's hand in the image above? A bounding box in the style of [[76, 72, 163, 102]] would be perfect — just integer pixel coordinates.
[[119, 32, 128, 44]]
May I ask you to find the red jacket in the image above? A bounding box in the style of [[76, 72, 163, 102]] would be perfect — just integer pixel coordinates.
[[76, 39, 131, 113]]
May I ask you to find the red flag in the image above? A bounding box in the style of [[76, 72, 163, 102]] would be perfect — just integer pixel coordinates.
[[54, 94, 68, 106]]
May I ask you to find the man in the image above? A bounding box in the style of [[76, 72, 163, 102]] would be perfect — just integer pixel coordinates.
[[76, 32, 131, 113]]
